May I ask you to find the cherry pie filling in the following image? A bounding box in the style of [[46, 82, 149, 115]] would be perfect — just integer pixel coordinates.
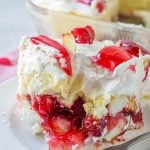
[[19, 95, 143, 149]]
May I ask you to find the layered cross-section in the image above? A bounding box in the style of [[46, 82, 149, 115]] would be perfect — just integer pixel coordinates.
[[17, 26, 150, 149]]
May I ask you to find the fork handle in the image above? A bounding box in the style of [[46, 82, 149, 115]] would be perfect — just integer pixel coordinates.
[[126, 132, 150, 148]]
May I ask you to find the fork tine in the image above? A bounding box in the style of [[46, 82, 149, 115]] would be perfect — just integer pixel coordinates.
[[103, 132, 150, 150]]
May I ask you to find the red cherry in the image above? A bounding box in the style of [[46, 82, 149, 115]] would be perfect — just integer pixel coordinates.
[[31, 35, 72, 76], [91, 46, 132, 71], [96, 1, 105, 12], [131, 110, 143, 124], [76, 0, 93, 5], [84, 116, 106, 137], [107, 113, 126, 132], [0, 58, 12, 66], [120, 41, 150, 57], [71, 26, 95, 44]]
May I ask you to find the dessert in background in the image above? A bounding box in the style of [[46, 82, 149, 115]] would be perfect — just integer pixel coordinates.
[[119, 0, 150, 16], [27, 0, 150, 40], [31, 0, 119, 21], [17, 26, 150, 149], [119, 0, 150, 27]]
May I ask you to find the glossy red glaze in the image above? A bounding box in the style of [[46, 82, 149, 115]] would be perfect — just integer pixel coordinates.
[[121, 41, 150, 80], [96, 1, 105, 12], [120, 41, 150, 57], [107, 113, 126, 132], [91, 46, 132, 71], [131, 110, 143, 124], [71, 26, 95, 44], [91, 41, 150, 71], [31, 35, 72, 76], [0, 58, 12, 66], [84, 116, 106, 137], [31, 95, 86, 147]]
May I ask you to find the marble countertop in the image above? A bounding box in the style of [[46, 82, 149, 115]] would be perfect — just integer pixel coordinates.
[[0, 0, 36, 56]]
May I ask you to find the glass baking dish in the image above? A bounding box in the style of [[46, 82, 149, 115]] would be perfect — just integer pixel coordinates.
[[27, 0, 150, 50]]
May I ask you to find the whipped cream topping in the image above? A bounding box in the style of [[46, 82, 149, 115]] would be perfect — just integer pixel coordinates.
[[18, 36, 150, 117], [31, 0, 118, 19]]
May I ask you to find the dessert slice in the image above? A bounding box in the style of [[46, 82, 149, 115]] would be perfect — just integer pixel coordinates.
[[17, 26, 150, 149]]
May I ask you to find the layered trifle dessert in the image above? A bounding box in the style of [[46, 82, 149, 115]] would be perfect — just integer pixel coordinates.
[[17, 26, 150, 149]]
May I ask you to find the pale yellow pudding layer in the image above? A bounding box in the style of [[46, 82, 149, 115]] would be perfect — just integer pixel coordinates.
[[119, 0, 150, 15]]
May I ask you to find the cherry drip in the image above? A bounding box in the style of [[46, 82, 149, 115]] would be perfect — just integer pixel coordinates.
[[71, 25, 95, 44], [31, 35, 72, 76], [0, 58, 12, 66], [120, 41, 150, 57]]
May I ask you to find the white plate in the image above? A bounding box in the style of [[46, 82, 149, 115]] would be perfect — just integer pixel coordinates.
[[0, 78, 47, 150], [0, 77, 150, 150]]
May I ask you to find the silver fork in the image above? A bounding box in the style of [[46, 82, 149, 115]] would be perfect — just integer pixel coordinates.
[[104, 132, 150, 150]]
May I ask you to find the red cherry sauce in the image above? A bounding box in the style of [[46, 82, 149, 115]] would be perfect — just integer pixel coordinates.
[[91, 41, 150, 72], [91, 46, 132, 71], [29, 95, 86, 148], [71, 25, 95, 44], [84, 116, 106, 137], [22, 94, 144, 148], [31, 35, 72, 76]]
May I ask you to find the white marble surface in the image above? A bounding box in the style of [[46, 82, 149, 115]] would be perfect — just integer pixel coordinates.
[[0, 0, 36, 56]]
